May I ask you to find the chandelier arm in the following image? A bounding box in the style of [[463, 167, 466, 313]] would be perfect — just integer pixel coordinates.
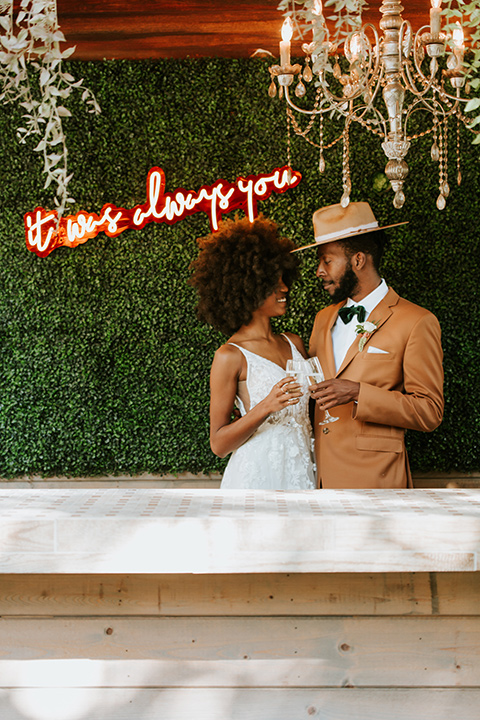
[[402, 48, 474, 107], [433, 86, 476, 105], [287, 22, 384, 117], [362, 63, 385, 111], [357, 23, 382, 84], [284, 86, 354, 117], [283, 85, 332, 116], [407, 24, 467, 105], [400, 62, 471, 109], [401, 38, 448, 103], [411, 24, 434, 79], [401, 84, 453, 119], [350, 103, 388, 138], [425, 81, 477, 116], [316, 75, 365, 107], [401, 62, 437, 100], [404, 99, 445, 132]]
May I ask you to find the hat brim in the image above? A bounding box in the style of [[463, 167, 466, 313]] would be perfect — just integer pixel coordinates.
[[291, 220, 409, 253]]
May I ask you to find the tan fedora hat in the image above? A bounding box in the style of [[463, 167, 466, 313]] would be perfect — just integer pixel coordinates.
[[292, 201, 408, 252]]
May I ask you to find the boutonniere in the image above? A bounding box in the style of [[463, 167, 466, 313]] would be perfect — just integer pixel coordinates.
[[355, 320, 378, 351]]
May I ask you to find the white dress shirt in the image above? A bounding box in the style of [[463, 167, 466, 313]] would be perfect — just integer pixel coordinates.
[[331, 279, 388, 371]]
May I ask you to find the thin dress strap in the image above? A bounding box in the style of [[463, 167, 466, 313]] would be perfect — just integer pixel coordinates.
[[280, 333, 302, 359], [226, 342, 247, 356], [226, 343, 250, 414]]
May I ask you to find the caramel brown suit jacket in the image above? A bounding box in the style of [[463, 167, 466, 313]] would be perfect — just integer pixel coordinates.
[[309, 288, 444, 489]]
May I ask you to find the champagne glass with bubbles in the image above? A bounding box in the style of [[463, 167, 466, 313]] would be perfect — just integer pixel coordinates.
[[306, 356, 339, 425], [285, 359, 305, 382], [285, 359, 306, 412]]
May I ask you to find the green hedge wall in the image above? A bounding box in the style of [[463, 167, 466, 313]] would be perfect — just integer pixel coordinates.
[[0, 58, 479, 478]]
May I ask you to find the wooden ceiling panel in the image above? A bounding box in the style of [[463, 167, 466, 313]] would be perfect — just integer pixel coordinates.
[[55, 0, 433, 61]]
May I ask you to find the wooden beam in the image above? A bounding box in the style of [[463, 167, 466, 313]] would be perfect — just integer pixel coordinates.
[[1, 572, 480, 617], [1, 489, 480, 574], [52, 0, 432, 61]]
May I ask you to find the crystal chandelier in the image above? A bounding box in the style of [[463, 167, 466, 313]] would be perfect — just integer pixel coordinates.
[[268, 0, 479, 209]]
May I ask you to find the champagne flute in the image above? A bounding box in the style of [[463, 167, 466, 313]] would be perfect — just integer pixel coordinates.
[[285, 359, 305, 382], [306, 356, 339, 425], [285, 359, 306, 412]]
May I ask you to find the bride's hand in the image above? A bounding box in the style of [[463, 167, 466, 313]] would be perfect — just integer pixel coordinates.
[[263, 376, 302, 414]]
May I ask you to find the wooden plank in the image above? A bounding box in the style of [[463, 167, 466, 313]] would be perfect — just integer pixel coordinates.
[[0, 522, 54, 554], [0, 688, 479, 720], [52, 0, 433, 61], [1, 617, 479, 687], [2, 549, 476, 574], [2, 472, 478, 489], [0, 474, 223, 489], [2, 489, 480, 575], [1, 549, 475, 574], [0, 572, 479, 617]]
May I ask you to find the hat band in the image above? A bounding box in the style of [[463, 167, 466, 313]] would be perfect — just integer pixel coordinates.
[[315, 220, 378, 243]]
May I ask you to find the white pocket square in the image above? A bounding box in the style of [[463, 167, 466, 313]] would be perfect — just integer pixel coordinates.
[[367, 346, 389, 354]]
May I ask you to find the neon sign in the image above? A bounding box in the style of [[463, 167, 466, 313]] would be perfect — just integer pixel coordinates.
[[24, 165, 302, 258]]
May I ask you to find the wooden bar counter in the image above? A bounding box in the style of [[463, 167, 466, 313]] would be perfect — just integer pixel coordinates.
[[0, 488, 479, 719]]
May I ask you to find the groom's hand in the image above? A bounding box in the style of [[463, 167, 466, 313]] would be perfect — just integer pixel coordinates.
[[309, 378, 360, 410]]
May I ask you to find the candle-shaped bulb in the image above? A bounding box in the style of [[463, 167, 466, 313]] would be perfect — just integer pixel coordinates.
[[452, 22, 464, 48], [452, 22, 464, 67], [350, 33, 363, 59], [430, 0, 441, 36], [282, 17, 293, 43], [280, 17, 293, 66], [313, 0, 323, 15]]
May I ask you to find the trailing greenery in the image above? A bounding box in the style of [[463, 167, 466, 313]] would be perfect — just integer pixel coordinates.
[[0, 58, 479, 478]]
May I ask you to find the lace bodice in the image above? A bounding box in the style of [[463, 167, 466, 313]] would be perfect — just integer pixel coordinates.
[[220, 335, 316, 490], [230, 336, 311, 429]]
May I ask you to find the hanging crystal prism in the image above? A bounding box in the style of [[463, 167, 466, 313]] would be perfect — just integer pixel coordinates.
[[295, 79, 306, 97], [303, 59, 313, 82], [268, 80, 277, 98], [436, 194, 446, 210], [393, 190, 406, 209]]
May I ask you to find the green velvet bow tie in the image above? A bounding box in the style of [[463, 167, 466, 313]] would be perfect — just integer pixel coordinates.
[[338, 305, 366, 324]]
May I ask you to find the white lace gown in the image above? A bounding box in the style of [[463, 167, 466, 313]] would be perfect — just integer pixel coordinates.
[[220, 335, 316, 490]]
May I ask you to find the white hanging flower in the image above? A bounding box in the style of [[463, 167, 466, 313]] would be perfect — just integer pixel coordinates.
[[0, 0, 101, 218]]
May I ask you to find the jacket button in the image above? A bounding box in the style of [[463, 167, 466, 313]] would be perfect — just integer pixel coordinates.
[[322, 427, 330, 434]]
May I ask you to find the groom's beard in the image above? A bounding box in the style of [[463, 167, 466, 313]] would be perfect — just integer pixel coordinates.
[[328, 264, 359, 304]]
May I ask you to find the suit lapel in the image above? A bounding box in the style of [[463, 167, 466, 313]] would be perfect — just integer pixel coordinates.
[[336, 288, 398, 376], [323, 305, 340, 378]]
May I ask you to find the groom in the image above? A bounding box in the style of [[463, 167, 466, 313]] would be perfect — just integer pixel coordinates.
[[299, 201, 444, 489]]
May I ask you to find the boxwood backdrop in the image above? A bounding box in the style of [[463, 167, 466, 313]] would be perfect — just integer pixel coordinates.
[[0, 58, 479, 478]]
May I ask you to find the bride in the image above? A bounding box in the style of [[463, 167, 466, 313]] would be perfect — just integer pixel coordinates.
[[190, 215, 316, 490]]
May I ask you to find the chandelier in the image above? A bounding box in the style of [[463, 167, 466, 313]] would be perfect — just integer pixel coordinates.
[[268, 0, 479, 209]]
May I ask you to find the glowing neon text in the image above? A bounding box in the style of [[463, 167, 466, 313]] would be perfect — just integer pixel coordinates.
[[24, 165, 302, 258]]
